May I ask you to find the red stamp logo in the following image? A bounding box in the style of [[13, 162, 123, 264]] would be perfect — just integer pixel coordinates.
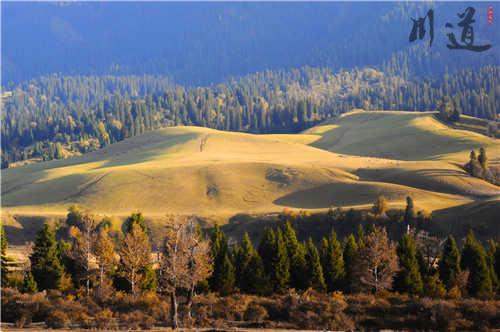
[[487, 6, 493, 25]]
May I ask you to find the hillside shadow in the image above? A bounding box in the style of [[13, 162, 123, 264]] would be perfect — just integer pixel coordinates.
[[273, 182, 382, 208]]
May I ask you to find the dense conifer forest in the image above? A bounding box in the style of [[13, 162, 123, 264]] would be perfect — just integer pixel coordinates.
[[2, 65, 498, 167]]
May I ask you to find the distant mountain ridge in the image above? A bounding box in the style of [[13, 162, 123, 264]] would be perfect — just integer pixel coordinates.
[[2, 2, 499, 85]]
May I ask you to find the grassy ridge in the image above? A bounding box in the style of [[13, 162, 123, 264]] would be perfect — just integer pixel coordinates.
[[2, 111, 499, 244]]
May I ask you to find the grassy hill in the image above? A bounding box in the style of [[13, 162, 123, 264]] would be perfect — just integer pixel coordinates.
[[299, 110, 499, 162], [2, 110, 499, 247]]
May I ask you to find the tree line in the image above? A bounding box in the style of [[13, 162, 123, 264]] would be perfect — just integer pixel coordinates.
[[2, 198, 500, 328], [2, 65, 499, 167]]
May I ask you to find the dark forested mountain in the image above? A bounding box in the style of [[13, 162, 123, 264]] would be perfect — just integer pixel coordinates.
[[2, 66, 499, 167], [2, 2, 499, 85], [1, 2, 499, 167]]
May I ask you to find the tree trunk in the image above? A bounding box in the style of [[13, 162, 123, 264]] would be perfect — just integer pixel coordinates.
[[170, 291, 178, 329], [187, 282, 195, 325]]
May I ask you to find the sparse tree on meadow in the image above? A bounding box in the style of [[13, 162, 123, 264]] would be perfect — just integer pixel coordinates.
[[372, 195, 388, 218], [478, 147, 488, 170], [404, 196, 416, 225]]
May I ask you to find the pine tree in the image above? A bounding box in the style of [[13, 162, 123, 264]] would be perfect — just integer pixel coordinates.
[[305, 238, 326, 292], [343, 234, 359, 293], [273, 230, 290, 293], [282, 222, 308, 290], [258, 227, 276, 278], [461, 231, 493, 296], [478, 147, 488, 170], [404, 196, 416, 225], [258, 227, 290, 293], [209, 225, 235, 294], [320, 231, 345, 292], [394, 234, 423, 294], [30, 223, 65, 290], [124, 212, 148, 233], [1, 225, 9, 287], [22, 271, 38, 293], [235, 232, 254, 292], [439, 235, 461, 290]]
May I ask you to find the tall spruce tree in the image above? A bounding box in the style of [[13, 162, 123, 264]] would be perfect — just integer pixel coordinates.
[[404, 196, 416, 225], [461, 231, 493, 296], [343, 234, 359, 293], [306, 238, 326, 292], [30, 223, 65, 290], [209, 225, 235, 294], [282, 222, 308, 290], [320, 231, 345, 292], [258, 227, 290, 293], [273, 230, 291, 293], [1, 225, 9, 287], [394, 234, 423, 294], [235, 232, 268, 294], [439, 235, 461, 290]]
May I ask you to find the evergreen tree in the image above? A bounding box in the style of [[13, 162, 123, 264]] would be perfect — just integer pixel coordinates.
[[30, 223, 65, 290], [218, 253, 236, 295], [394, 234, 423, 294], [478, 147, 488, 170], [273, 230, 290, 293], [282, 222, 308, 290], [356, 224, 366, 250], [258, 227, 290, 293], [320, 231, 345, 292], [343, 234, 359, 293], [21, 271, 38, 293], [439, 235, 461, 290], [209, 225, 235, 294], [124, 212, 148, 233], [234, 232, 254, 292], [1, 225, 9, 287], [461, 231, 493, 296], [305, 238, 326, 292], [404, 196, 416, 225], [258, 227, 276, 277]]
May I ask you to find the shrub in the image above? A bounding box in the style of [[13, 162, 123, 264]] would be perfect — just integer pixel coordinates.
[[45, 310, 70, 329], [244, 302, 268, 322], [94, 308, 118, 330]]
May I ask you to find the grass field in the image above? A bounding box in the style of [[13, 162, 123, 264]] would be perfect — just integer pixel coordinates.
[[2, 110, 499, 248]]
